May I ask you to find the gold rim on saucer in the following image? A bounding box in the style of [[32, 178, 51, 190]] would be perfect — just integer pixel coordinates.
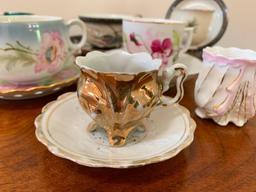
[[35, 92, 196, 168], [0, 66, 79, 100]]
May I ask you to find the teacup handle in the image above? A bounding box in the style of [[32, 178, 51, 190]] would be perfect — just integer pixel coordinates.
[[179, 27, 194, 54], [160, 63, 188, 105], [66, 19, 87, 50]]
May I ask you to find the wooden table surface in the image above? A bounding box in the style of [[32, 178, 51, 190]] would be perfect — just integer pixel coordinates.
[[1, 76, 256, 192]]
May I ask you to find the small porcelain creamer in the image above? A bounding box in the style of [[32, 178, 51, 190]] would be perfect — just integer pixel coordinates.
[[195, 46, 256, 127]]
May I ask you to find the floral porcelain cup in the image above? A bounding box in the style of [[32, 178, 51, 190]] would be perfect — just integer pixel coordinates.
[[0, 15, 86, 84], [195, 46, 256, 127], [76, 50, 188, 146], [123, 18, 193, 66]]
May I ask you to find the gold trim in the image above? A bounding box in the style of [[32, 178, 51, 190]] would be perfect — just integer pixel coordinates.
[[0, 68, 79, 98]]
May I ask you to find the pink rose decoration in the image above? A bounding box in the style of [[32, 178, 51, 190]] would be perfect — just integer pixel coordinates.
[[150, 38, 173, 65], [35, 32, 65, 73]]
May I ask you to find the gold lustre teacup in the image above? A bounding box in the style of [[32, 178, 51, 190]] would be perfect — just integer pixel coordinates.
[[76, 50, 187, 146]]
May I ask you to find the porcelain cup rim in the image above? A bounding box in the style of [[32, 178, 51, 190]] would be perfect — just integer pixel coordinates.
[[79, 14, 134, 21], [0, 15, 63, 24], [203, 46, 256, 64], [76, 50, 162, 75], [123, 17, 186, 26], [179, 7, 215, 12]]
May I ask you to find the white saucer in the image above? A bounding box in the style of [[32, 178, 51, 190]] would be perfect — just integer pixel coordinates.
[[0, 64, 79, 100], [170, 53, 202, 86], [35, 92, 196, 168], [176, 53, 202, 75]]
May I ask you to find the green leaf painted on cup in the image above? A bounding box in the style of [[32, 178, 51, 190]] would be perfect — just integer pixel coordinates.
[[172, 30, 180, 48], [0, 41, 37, 71]]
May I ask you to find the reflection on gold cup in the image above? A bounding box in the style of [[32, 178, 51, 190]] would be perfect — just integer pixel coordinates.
[[76, 51, 187, 146]]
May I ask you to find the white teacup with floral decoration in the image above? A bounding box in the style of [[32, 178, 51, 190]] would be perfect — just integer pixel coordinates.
[[0, 15, 86, 84], [123, 18, 193, 66], [176, 8, 214, 47]]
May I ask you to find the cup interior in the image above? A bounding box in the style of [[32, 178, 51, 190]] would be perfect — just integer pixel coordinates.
[[76, 50, 161, 74]]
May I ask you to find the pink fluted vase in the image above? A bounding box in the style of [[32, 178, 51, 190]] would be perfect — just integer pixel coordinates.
[[195, 46, 256, 127]]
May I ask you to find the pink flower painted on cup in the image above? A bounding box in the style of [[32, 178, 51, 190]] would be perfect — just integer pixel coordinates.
[[127, 32, 174, 65], [150, 38, 173, 65], [35, 32, 66, 73]]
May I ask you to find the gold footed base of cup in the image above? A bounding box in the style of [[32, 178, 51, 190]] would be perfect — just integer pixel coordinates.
[[87, 121, 146, 147]]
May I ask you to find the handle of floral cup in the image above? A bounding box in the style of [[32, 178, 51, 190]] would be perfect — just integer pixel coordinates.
[[160, 63, 188, 105], [66, 19, 87, 50], [180, 27, 194, 54]]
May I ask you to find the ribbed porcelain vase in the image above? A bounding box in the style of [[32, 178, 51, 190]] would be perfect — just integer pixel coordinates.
[[195, 47, 256, 127]]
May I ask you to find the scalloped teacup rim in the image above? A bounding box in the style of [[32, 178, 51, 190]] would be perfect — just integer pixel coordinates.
[[75, 50, 162, 75]]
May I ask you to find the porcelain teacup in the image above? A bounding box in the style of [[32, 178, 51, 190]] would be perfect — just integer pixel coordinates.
[[122, 18, 193, 66], [0, 15, 86, 84], [176, 8, 214, 46], [76, 50, 188, 146]]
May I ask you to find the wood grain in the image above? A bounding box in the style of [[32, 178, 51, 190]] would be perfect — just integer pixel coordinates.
[[1, 77, 256, 192]]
